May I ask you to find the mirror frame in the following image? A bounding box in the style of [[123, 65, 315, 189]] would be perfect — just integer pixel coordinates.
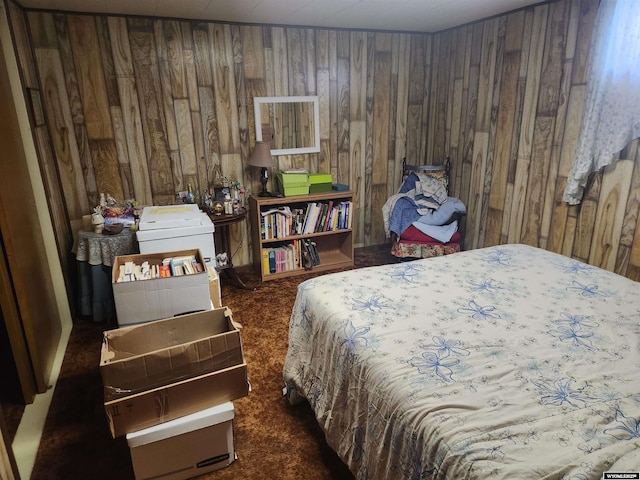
[[253, 95, 320, 155]]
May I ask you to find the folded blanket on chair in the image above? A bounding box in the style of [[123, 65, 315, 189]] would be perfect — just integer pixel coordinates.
[[382, 174, 449, 237], [412, 220, 458, 243], [414, 197, 466, 226]]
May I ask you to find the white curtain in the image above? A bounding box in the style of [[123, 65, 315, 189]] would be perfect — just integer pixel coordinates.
[[563, 0, 640, 205]]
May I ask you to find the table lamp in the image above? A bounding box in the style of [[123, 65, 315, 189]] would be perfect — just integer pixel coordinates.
[[248, 141, 277, 197]]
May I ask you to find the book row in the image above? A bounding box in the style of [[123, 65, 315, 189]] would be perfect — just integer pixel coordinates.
[[260, 200, 353, 240], [115, 254, 204, 282], [261, 239, 320, 275]]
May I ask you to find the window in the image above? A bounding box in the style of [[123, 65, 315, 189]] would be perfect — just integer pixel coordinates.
[[563, 0, 640, 205]]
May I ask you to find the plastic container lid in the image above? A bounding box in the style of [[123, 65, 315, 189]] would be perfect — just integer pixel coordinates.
[[126, 401, 235, 447], [139, 204, 205, 230]]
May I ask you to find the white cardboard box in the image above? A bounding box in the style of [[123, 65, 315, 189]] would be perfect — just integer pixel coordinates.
[[126, 402, 236, 480], [112, 249, 212, 327], [137, 205, 217, 267]]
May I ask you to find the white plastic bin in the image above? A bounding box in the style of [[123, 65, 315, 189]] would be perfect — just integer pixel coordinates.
[[136, 205, 217, 267], [126, 401, 236, 479]]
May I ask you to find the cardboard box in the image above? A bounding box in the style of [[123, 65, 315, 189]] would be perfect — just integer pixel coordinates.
[[127, 402, 236, 480], [112, 249, 212, 326], [278, 172, 308, 185], [100, 308, 242, 402], [100, 308, 249, 438], [104, 360, 248, 438], [277, 172, 310, 196], [308, 173, 332, 193], [208, 265, 221, 308]]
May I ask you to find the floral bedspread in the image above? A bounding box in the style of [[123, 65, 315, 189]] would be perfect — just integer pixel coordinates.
[[283, 244, 640, 479]]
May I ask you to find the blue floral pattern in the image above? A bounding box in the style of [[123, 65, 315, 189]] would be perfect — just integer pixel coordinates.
[[282, 244, 640, 479]]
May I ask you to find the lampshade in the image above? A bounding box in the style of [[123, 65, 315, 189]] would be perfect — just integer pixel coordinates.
[[247, 141, 276, 168]]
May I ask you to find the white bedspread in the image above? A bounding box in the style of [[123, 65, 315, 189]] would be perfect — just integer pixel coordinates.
[[283, 244, 640, 479]]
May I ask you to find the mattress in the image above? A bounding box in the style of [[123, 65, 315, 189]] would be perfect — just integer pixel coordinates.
[[283, 244, 640, 479]]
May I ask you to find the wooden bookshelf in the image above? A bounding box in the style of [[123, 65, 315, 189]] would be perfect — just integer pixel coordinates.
[[249, 191, 354, 281]]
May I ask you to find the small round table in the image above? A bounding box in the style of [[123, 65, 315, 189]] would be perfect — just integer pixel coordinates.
[[72, 228, 139, 322], [206, 208, 254, 290]]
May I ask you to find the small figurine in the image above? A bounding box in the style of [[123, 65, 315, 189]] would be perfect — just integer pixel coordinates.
[[216, 252, 228, 267], [91, 207, 105, 233]]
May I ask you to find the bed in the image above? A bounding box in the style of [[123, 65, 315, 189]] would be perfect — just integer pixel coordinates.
[[382, 159, 466, 259], [282, 244, 640, 479]]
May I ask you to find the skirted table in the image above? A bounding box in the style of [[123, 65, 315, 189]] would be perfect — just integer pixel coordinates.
[[72, 229, 138, 323]]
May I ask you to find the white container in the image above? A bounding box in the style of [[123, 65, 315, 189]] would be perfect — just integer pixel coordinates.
[[137, 205, 217, 267], [138, 204, 203, 230], [126, 401, 236, 480]]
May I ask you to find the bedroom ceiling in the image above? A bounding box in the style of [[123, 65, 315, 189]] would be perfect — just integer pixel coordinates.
[[15, 0, 545, 33]]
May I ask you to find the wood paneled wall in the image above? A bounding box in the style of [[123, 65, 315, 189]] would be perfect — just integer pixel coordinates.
[[427, 0, 640, 280], [8, 0, 640, 281]]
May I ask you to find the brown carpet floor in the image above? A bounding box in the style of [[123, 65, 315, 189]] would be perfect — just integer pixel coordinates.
[[28, 244, 399, 480]]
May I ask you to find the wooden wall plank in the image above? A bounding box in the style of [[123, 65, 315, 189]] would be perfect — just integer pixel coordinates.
[[47, 13, 97, 211], [467, 19, 499, 248], [392, 34, 410, 195], [174, 98, 197, 176], [350, 31, 367, 247], [271, 27, 288, 96], [95, 17, 119, 108], [89, 139, 124, 200], [589, 159, 633, 270], [315, 29, 330, 175], [164, 21, 187, 99], [287, 28, 306, 96], [155, 20, 179, 164], [363, 32, 375, 246], [67, 15, 113, 140], [110, 106, 133, 199], [33, 47, 90, 218], [114, 75, 153, 204], [336, 31, 350, 185], [626, 144, 640, 268], [485, 12, 523, 247], [540, 0, 578, 250], [507, 4, 547, 244], [127, 18, 173, 203]]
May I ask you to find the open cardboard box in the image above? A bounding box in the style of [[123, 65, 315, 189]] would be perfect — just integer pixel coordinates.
[[100, 308, 249, 438], [101, 307, 242, 401], [208, 265, 221, 308], [112, 248, 212, 326]]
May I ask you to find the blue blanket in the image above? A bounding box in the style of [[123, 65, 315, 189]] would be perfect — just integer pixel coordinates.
[[389, 196, 423, 236], [388, 172, 445, 236]]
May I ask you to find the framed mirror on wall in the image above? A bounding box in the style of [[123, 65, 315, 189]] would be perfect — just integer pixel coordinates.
[[253, 95, 320, 155]]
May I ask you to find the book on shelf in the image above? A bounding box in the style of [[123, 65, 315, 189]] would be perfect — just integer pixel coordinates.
[[302, 203, 319, 234], [261, 197, 353, 240], [316, 202, 329, 232], [262, 239, 308, 275], [321, 200, 333, 231], [268, 250, 276, 273], [302, 239, 320, 266], [293, 208, 305, 235]]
